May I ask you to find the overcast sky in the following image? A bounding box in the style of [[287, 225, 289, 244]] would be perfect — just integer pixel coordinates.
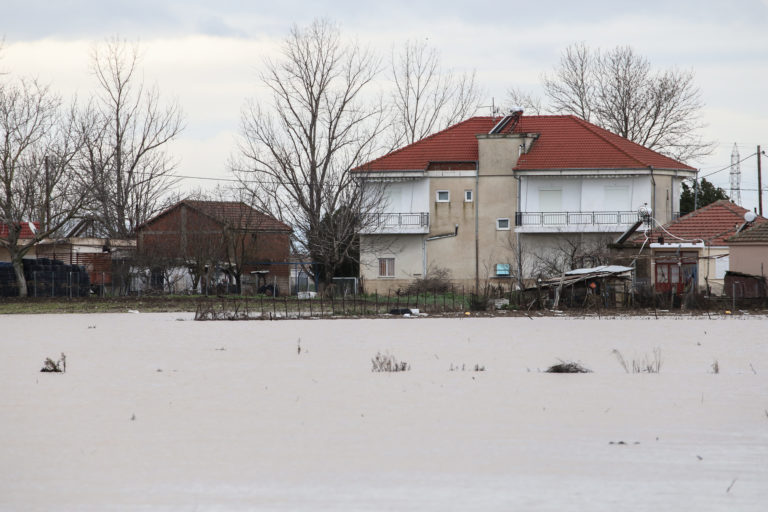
[[3, 0, 767, 211]]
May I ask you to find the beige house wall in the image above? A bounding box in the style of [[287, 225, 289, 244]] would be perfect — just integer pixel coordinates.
[[360, 234, 424, 294], [651, 174, 677, 225], [0, 245, 38, 262], [729, 244, 768, 277]]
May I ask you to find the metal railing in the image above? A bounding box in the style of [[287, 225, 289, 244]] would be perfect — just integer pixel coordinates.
[[515, 211, 641, 226], [362, 212, 429, 230]]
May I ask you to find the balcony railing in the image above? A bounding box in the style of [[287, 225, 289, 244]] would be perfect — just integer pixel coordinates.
[[515, 211, 641, 231], [360, 212, 430, 234]]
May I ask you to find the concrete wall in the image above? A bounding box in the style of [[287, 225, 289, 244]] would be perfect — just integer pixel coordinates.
[[729, 244, 768, 277], [360, 234, 424, 294]]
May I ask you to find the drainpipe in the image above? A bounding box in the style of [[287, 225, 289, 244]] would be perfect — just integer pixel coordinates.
[[514, 173, 523, 288], [475, 160, 480, 293], [649, 166, 656, 227]]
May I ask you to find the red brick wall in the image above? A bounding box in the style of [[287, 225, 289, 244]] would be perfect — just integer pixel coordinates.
[[138, 205, 291, 276]]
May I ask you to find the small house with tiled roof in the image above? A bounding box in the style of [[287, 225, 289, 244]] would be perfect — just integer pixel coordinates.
[[726, 217, 768, 279], [136, 200, 292, 294], [617, 200, 766, 295], [353, 111, 696, 293]]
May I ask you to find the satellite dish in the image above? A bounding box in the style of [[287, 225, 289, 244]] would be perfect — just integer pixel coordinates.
[[27, 222, 37, 234], [744, 211, 757, 223]]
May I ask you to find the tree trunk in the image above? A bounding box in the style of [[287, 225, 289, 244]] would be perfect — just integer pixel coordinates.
[[12, 257, 28, 297]]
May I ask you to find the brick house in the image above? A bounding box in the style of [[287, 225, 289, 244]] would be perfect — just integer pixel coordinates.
[[136, 200, 292, 294]]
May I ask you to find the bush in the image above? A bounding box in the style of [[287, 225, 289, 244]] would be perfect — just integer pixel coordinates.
[[405, 266, 452, 294], [40, 353, 66, 373], [545, 360, 592, 373], [468, 293, 489, 311], [371, 351, 410, 372]]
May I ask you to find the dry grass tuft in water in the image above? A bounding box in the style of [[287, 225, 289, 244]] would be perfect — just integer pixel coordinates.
[[546, 360, 591, 373], [612, 348, 662, 373], [371, 351, 410, 372], [40, 353, 66, 373]]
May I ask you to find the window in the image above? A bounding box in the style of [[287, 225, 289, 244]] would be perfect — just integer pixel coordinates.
[[378, 258, 395, 277], [496, 218, 510, 230], [495, 263, 511, 277], [436, 190, 450, 202], [464, 190, 473, 202]]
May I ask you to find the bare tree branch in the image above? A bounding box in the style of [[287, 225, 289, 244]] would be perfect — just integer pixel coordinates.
[[389, 40, 482, 148], [0, 78, 88, 296], [82, 37, 184, 237], [542, 43, 713, 162], [233, 19, 386, 286]]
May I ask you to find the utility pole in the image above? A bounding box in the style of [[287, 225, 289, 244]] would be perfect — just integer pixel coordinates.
[[694, 177, 698, 211], [758, 145, 763, 216]]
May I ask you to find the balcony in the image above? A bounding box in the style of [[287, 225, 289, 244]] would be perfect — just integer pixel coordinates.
[[515, 211, 643, 233], [360, 212, 430, 234]]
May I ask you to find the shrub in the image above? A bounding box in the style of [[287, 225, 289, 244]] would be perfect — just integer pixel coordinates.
[[468, 293, 489, 311], [405, 266, 452, 294], [40, 353, 66, 373], [371, 351, 410, 372], [545, 360, 592, 373]]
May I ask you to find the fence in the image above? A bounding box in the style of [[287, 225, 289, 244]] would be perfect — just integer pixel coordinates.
[[195, 289, 481, 320]]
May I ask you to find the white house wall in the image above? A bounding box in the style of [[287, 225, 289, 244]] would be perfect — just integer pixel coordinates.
[[520, 176, 652, 212], [381, 179, 429, 213]]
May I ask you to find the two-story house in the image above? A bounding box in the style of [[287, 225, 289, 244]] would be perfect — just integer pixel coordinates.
[[354, 112, 696, 294]]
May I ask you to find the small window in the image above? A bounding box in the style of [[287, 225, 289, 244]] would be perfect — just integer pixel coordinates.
[[464, 190, 473, 202], [436, 190, 450, 203], [496, 263, 510, 277], [496, 218, 510, 230], [378, 258, 395, 277]]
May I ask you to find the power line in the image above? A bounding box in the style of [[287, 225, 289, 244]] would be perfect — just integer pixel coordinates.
[[686, 151, 758, 181]]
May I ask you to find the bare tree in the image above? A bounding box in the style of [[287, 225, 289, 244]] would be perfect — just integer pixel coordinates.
[[0, 79, 87, 296], [529, 234, 613, 279], [506, 86, 543, 115], [509, 43, 712, 162], [234, 20, 385, 287], [389, 40, 482, 148], [83, 37, 183, 238]]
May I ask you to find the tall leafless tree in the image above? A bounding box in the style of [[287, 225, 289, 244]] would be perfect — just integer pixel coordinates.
[[508, 43, 712, 162], [0, 78, 88, 296], [83, 37, 183, 238], [389, 40, 481, 148], [234, 19, 386, 287]]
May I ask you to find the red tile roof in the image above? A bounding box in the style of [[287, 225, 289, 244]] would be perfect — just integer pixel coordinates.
[[629, 200, 767, 247], [0, 222, 40, 239], [727, 220, 768, 244], [354, 115, 694, 172], [185, 201, 292, 232], [138, 200, 291, 233]]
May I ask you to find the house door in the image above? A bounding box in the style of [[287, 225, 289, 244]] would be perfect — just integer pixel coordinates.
[[654, 252, 698, 295]]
